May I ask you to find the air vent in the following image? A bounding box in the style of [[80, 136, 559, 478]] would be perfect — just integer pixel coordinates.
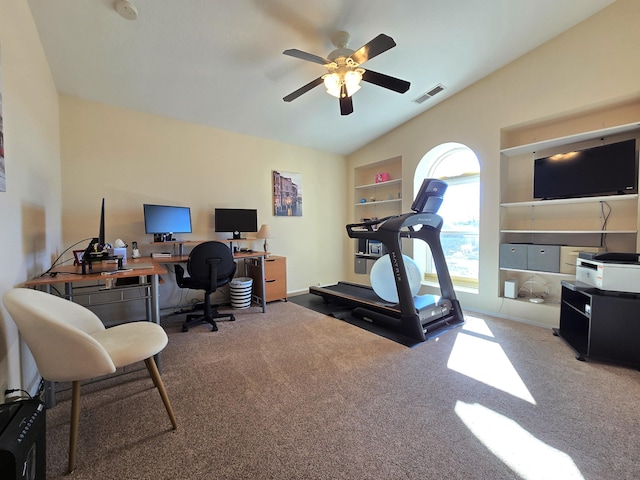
[[413, 84, 445, 104]]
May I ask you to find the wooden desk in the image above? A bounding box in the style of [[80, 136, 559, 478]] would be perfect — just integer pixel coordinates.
[[24, 259, 166, 327], [24, 258, 167, 407], [161, 251, 269, 313]]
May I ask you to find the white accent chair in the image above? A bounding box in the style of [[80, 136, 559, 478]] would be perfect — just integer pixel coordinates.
[[3, 288, 178, 474]]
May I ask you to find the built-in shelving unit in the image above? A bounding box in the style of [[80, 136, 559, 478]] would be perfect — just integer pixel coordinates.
[[499, 109, 640, 304], [352, 156, 402, 274]]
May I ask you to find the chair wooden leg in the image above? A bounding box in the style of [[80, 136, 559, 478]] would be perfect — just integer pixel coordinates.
[[68, 380, 81, 475], [145, 357, 178, 430]]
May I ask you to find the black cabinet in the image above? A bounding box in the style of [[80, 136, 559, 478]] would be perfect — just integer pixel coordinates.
[[555, 281, 640, 367]]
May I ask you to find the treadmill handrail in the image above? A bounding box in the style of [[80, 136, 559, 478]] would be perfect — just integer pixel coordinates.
[[346, 212, 443, 240]]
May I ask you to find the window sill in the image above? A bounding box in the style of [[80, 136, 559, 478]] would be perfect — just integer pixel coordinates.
[[422, 280, 478, 295]]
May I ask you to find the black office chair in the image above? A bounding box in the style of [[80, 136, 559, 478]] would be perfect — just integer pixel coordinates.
[[175, 241, 237, 332]]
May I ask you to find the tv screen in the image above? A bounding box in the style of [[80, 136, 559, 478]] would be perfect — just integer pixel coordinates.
[[215, 208, 258, 239], [533, 139, 637, 200], [143, 204, 192, 235]]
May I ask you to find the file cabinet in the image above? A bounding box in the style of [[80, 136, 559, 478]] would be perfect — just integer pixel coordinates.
[[249, 255, 287, 303]]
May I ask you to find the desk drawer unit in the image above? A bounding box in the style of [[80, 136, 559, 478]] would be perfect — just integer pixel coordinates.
[[249, 255, 287, 303]]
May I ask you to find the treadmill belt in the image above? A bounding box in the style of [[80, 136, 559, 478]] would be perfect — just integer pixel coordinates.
[[318, 282, 393, 305]]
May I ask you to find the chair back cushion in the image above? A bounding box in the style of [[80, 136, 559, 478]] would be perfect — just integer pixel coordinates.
[[3, 288, 116, 382], [187, 241, 236, 288]]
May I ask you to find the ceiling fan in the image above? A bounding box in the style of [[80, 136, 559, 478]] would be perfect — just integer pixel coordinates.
[[282, 31, 411, 116]]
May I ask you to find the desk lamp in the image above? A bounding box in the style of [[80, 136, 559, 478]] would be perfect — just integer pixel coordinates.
[[256, 224, 271, 253]]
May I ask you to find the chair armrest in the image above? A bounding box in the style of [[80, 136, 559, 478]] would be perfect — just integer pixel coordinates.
[[174, 264, 185, 286]]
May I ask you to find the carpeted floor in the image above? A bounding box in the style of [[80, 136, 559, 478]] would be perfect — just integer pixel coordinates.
[[44, 300, 640, 479]]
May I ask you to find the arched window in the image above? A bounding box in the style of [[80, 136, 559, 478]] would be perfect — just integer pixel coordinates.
[[414, 143, 480, 290]]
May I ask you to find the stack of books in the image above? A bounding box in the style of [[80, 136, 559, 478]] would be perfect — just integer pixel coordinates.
[[150, 252, 172, 258]]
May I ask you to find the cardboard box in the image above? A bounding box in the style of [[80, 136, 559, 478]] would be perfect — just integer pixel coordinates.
[[560, 246, 604, 274]]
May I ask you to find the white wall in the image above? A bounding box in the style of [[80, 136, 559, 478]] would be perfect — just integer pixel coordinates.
[[0, 0, 62, 394], [346, 0, 640, 327], [59, 96, 347, 321]]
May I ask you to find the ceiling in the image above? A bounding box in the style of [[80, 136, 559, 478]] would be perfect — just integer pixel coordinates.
[[27, 0, 614, 155]]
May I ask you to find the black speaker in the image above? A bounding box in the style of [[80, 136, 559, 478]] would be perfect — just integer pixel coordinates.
[[0, 400, 46, 480]]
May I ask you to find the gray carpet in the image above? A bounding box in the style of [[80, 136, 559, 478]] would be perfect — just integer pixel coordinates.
[[45, 301, 640, 479]]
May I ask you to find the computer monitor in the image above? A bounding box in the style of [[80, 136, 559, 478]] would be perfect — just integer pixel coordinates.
[[143, 204, 192, 242], [214, 208, 258, 239]]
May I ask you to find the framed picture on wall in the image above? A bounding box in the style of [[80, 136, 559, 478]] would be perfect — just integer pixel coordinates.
[[272, 170, 302, 217]]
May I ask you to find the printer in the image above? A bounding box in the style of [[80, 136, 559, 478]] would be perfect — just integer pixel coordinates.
[[576, 252, 640, 293]]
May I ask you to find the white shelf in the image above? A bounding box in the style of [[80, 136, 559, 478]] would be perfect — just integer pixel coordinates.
[[355, 198, 402, 207], [500, 267, 574, 277], [500, 229, 636, 234], [500, 194, 638, 208], [500, 122, 640, 157], [355, 179, 402, 190]]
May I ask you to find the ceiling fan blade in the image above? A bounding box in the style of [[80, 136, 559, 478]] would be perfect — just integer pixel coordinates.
[[339, 85, 354, 115], [361, 69, 410, 94], [283, 77, 324, 102], [349, 34, 396, 65], [283, 49, 330, 65]]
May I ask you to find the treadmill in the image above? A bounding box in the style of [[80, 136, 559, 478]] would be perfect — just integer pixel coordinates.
[[309, 178, 465, 342]]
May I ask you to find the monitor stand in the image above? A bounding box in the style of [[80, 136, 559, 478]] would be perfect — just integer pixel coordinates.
[[81, 254, 123, 274], [233, 231, 242, 240]]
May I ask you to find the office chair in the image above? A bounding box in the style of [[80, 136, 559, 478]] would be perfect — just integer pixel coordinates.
[[175, 241, 237, 332], [2, 288, 178, 475]]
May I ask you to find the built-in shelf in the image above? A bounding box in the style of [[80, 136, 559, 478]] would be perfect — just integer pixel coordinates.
[[500, 121, 640, 157], [500, 267, 573, 277], [500, 194, 638, 208], [500, 230, 637, 234], [354, 178, 402, 190], [355, 198, 402, 207]]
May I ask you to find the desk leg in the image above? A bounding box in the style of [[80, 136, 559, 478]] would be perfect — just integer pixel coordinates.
[[150, 273, 162, 373], [259, 256, 266, 313]]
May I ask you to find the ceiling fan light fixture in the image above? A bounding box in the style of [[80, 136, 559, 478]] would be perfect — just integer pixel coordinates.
[[323, 73, 342, 98], [344, 70, 363, 96], [323, 69, 363, 98]]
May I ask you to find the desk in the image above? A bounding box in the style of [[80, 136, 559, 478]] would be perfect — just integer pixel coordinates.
[[162, 250, 269, 313], [24, 258, 166, 407]]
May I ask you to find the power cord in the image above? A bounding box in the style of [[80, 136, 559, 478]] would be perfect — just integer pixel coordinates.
[[4, 388, 34, 401]]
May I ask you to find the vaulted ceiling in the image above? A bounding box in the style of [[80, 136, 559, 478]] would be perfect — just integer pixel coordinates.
[[27, 0, 614, 155]]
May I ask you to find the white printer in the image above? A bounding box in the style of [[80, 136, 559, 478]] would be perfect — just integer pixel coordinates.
[[576, 252, 640, 293]]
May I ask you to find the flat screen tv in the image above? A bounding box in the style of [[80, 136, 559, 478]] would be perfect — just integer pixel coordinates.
[[533, 139, 637, 200], [214, 208, 258, 239], [143, 204, 192, 241]]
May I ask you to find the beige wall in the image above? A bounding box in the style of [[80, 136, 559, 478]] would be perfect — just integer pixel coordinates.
[[0, 0, 62, 394], [59, 96, 347, 320], [347, 0, 640, 327]]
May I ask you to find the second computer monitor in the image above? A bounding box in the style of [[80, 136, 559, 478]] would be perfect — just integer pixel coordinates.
[[214, 208, 258, 239]]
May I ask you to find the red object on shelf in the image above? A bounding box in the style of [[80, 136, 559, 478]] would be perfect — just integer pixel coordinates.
[[375, 172, 390, 183]]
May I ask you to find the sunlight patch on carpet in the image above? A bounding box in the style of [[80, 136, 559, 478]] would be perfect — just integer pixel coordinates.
[[455, 401, 585, 480], [447, 315, 535, 404]]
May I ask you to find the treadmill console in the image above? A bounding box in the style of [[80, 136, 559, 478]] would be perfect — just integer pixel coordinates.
[[411, 178, 448, 214]]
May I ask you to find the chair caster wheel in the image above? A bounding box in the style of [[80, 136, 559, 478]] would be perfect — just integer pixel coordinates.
[[181, 325, 188, 333], [230, 316, 236, 322], [211, 324, 218, 332]]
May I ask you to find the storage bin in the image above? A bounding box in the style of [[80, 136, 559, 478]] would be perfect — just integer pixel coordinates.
[[499, 244, 528, 269], [527, 244, 560, 273]]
